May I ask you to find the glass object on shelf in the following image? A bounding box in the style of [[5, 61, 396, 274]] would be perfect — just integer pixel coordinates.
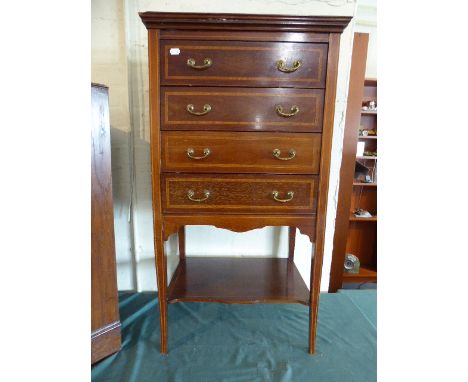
[[344, 254, 360, 273]]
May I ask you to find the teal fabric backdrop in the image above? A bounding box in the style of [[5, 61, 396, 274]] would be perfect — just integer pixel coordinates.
[[92, 290, 376, 382]]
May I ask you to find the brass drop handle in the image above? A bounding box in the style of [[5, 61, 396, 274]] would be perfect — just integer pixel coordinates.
[[272, 148, 296, 161], [275, 105, 299, 118], [272, 191, 294, 203], [187, 189, 211, 202], [276, 59, 302, 73], [187, 104, 212, 116], [187, 58, 213, 70], [187, 148, 211, 160]]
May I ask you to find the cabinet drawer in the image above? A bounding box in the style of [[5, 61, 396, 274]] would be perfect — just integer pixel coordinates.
[[162, 174, 318, 214], [161, 87, 324, 132], [160, 40, 327, 88], [161, 131, 322, 174]]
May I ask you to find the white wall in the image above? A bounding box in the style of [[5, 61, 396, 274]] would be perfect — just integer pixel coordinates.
[[355, 0, 377, 77], [91, 0, 136, 290], [92, 0, 374, 292]]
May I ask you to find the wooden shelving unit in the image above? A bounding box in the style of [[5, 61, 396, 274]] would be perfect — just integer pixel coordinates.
[[346, 78, 377, 286], [328, 33, 378, 292]]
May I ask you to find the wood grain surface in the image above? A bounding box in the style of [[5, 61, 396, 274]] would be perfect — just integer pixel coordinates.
[[161, 131, 322, 174], [162, 173, 318, 214], [161, 40, 327, 88], [161, 86, 324, 132], [167, 257, 310, 305]]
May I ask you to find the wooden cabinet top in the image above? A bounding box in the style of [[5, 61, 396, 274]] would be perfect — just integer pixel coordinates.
[[139, 12, 351, 33]]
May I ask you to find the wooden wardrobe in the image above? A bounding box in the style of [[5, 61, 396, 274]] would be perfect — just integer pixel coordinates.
[[91, 83, 121, 363]]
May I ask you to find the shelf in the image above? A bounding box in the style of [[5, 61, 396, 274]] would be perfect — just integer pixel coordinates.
[[358, 135, 377, 139], [356, 156, 377, 160], [353, 182, 377, 187], [167, 257, 309, 305], [361, 110, 377, 115], [349, 214, 377, 222], [342, 266, 377, 283]]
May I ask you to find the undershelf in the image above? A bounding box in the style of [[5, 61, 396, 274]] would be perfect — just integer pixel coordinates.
[[342, 266, 377, 283], [349, 214, 377, 222], [353, 182, 377, 187], [167, 257, 309, 305], [358, 136, 377, 139]]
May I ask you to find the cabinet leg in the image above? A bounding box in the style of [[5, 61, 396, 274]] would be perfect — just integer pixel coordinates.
[[288, 226, 296, 261], [178, 226, 186, 259], [154, 227, 168, 353], [309, 248, 321, 354]]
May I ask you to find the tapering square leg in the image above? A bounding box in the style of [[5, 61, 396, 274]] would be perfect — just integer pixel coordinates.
[[154, 227, 168, 353], [309, 248, 322, 354]]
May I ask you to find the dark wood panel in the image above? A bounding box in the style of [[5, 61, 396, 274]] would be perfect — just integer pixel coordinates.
[[167, 257, 309, 305], [328, 33, 369, 293], [91, 322, 121, 364], [345, 222, 377, 269], [350, 185, 377, 216], [161, 173, 318, 214], [161, 87, 324, 132], [161, 131, 322, 174], [160, 30, 329, 43], [91, 84, 121, 363], [160, 40, 327, 88]]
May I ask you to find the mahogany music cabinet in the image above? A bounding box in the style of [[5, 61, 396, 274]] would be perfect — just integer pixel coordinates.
[[139, 12, 351, 354]]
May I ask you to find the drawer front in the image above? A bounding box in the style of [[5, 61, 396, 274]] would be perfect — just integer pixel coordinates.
[[161, 87, 324, 132], [161, 131, 322, 174], [161, 40, 328, 88], [162, 174, 318, 214]]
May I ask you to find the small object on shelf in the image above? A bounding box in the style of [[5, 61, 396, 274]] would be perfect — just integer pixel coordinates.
[[353, 208, 372, 218], [363, 151, 377, 157], [344, 254, 360, 274], [358, 128, 376, 136], [364, 175, 373, 183], [362, 100, 377, 111]]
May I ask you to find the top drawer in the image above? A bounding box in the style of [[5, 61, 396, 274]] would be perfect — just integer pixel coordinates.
[[160, 40, 328, 88]]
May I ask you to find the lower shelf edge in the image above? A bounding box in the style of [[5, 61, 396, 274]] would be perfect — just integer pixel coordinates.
[[167, 257, 310, 305]]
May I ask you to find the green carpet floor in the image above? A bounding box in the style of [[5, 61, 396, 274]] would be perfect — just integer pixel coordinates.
[[92, 290, 376, 382]]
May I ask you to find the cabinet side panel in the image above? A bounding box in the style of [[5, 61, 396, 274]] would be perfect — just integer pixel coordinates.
[[309, 33, 341, 353], [328, 33, 369, 292]]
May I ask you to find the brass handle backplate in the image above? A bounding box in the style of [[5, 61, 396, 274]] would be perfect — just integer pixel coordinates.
[[187, 58, 213, 70], [187, 148, 211, 160], [276, 59, 302, 73], [272, 191, 294, 203], [275, 105, 300, 118], [272, 148, 296, 161], [187, 104, 212, 116], [187, 190, 211, 202]]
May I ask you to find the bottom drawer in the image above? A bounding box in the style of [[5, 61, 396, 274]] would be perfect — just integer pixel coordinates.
[[161, 174, 318, 214]]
